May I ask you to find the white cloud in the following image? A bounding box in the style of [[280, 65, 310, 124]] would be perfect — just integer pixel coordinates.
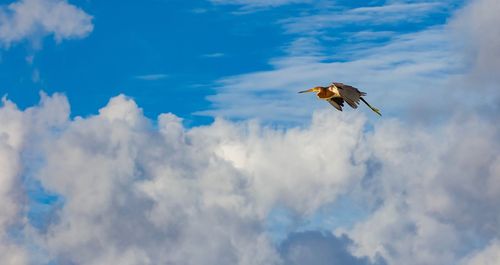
[[344, 115, 500, 265], [0, 0, 93, 47], [0, 97, 29, 265], [0, 92, 69, 264], [0, 89, 498, 264], [448, 0, 500, 87], [0, 93, 374, 264]]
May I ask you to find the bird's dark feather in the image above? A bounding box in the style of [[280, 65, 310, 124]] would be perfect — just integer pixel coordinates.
[[327, 97, 344, 111], [332, 82, 365, 109]]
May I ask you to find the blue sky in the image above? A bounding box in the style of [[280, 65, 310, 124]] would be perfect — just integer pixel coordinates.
[[1, 0, 464, 125], [1, 0, 300, 124], [1, 0, 500, 264]]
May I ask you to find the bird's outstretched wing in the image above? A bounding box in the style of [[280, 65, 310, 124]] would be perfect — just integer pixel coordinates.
[[327, 97, 344, 111], [333, 83, 366, 109]]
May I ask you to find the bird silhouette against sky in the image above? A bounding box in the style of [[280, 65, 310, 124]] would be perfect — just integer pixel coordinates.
[[299, 82, 381, 116]]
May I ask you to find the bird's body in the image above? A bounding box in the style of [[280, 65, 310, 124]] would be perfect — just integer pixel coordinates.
[[316, 86, 337, 99], [299, 82, 381, 116]]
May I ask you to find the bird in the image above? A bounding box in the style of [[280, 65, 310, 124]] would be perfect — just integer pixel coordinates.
[[298, 82, 381, 116]]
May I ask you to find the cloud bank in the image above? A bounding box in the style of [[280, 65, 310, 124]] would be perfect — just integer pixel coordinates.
[[0, 0, 93, 47], [0, 88, 498, 264]]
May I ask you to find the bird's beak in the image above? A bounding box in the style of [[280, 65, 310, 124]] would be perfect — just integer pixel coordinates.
[[298, 88, 314, 93]]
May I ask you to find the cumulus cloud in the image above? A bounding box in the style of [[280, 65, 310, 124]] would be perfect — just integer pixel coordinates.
[[0, 97, 29, 265], [345, 115, 500, 265], [0, 0, 93, 47], [0, 87, 498, 264], [0, 93, 380, 264]]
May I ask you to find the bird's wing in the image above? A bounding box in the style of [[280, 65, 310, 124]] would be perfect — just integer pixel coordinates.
[[327, 97, 344, 111], [333, 83, 366, 109]]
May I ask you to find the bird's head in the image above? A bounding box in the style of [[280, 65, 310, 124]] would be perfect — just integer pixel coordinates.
[[298, 86, 321, 94]]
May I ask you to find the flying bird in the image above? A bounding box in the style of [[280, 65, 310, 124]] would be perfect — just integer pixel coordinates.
[[299, 82, 381, 116]]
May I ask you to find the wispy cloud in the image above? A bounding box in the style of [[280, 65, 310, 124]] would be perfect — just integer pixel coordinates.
[[210, 0, 310, 9], [199, 27, 461, 123], [134, 74, 169, 81], [191, 8, 209, 14], [198, 1, 475, 123], [202, 52, 226, 58], [281, 2, 447, 34]]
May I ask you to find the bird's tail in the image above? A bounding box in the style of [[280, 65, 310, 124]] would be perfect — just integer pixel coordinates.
[[360, 97, 382, 116]]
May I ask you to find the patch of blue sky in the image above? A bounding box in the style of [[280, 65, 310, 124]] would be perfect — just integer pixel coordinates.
[[16, 155, 63, 264], [6, 180, 55, 264], [17, 144, 64, 233], [266, 196, 370, 245], [265, 206, 301, 244], [302, 197, 369, 231], [26, 179, 64, 232]]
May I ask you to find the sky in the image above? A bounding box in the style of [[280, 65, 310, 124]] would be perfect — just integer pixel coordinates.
[[0, 0, 499, 264]]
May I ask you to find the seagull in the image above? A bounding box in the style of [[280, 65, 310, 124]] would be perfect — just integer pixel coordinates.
[[299, 82, 381, 116]]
